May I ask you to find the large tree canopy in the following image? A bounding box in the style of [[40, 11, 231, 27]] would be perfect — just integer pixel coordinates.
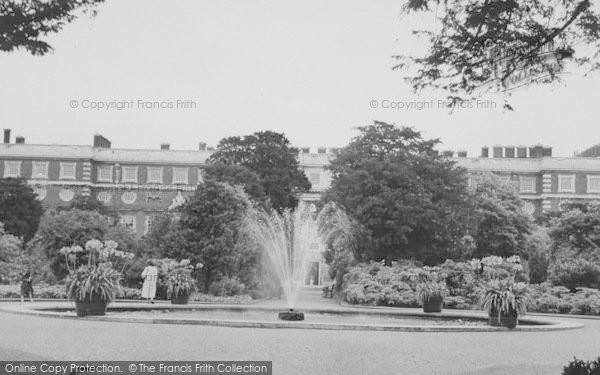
[[203, 162, 271, 210], [0, 0, 104, 55], [209, 131, 311, 212], [322, 121, 471, 265], [397, 0, 600, 105], [468, 174, 533, 258], [150, 179, 259, 291], [548, 202, 600, 260], [0, 178, 43, 242]]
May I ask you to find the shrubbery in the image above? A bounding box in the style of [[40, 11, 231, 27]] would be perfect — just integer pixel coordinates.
[[548, 258, 600, 292], [528, 284, 600, 315], [208, 277, 246, 297], [562, 357, 600, 375], [339, 256, 600, 316]]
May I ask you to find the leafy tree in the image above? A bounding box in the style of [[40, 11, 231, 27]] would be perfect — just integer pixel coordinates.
[[322, 121, 471, 265], [0, 223, 26, 284], [548, 202, 600, 260], [203, 162, 271, 209], [29, 209, 137, 279], [0, 0, 104, 55], [469, 174, 534, 258], [397, 0, 600, 106], [209, 131, 311, 212], [0, 178, 43, 242], [150, 179, 258, 291], [523, 225, 552, 283]]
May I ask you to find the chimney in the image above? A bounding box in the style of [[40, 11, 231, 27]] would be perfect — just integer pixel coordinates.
[[93, 134, 111, 148], [198, 142, 207, 151], [529, 144, 544, 158], [301, 147, 310, 154], [517, 146, 527, 158], [481, 146, 489, 158], [493, 145, 503, 158], [3, 129, 10, 144], [457, 150, 467, 158], [505, 146, 515, 158], [15, 136, 25, 144], [442, 150, 455, 157], [160, 143, 170, 150], [317, 147, 327, 154], [543, 146, 553, 157]]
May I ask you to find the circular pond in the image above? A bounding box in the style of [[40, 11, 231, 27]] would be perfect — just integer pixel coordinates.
[[0, 302, 584, 332]]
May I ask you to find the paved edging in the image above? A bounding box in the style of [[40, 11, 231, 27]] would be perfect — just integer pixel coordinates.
[[0, 302, 583, 332]]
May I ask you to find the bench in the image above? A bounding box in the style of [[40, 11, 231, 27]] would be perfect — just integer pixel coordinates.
[[322, 284, 335, 298]]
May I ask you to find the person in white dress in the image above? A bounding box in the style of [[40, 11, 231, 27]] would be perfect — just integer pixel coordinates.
[[141, 260, 158, 304]]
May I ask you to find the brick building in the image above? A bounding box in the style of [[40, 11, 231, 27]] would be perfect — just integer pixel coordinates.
[[3, 130, 600, 285]]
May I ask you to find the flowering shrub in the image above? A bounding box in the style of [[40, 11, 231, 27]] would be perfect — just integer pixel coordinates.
[[62, 239, 134, 303], [208, 276, 246, 297], [154, 258, 199, 299], [339, 256, 566, 312], [341, 262, 426, 307]]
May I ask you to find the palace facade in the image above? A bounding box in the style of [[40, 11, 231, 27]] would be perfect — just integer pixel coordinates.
[[3, 129, 600, 285]]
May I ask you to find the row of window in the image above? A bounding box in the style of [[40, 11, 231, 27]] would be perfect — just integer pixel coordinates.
[[4, 161, 78, 179], [97, 166, 201, 185], [3, 161, 203, 185], [468, 174, 600, 194]]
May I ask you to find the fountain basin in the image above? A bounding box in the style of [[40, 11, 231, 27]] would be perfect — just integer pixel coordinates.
[[0, 302, 584, 332]]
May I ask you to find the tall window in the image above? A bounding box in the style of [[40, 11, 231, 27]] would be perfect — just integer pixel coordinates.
[[309, 173, 321, 187], [147, 167, 163, 184], [144, 215, 155, 235], [120, 215, 137, 233], [519, 176, 536, 193], [97, 166, 113, 182], [121, 166, 138, 183], [172, 167, 188, 184], [588, 176, 600, 193], [59, 162, 77, 180], [197, 169, 204, 184], [32, 161, 49, 179], [3, 161, 21, 178], [558, 175, 575, 193]]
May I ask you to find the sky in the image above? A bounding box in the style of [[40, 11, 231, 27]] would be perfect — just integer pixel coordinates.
[[0, 0, 598, 157]]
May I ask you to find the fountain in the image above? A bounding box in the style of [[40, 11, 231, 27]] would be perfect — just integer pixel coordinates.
[[244, 202, 351, 321]]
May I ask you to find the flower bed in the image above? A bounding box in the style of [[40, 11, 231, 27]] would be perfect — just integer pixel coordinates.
[[339, 257, 600, 316]]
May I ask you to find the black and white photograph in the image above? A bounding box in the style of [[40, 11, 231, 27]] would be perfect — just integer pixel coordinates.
[[1, 1, 600, 374]]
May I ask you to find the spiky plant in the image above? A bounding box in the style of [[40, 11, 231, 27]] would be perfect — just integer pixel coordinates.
[[66, 264, 121, 303], [416, 281, 448, 303], [480, 279, 529, 324]]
